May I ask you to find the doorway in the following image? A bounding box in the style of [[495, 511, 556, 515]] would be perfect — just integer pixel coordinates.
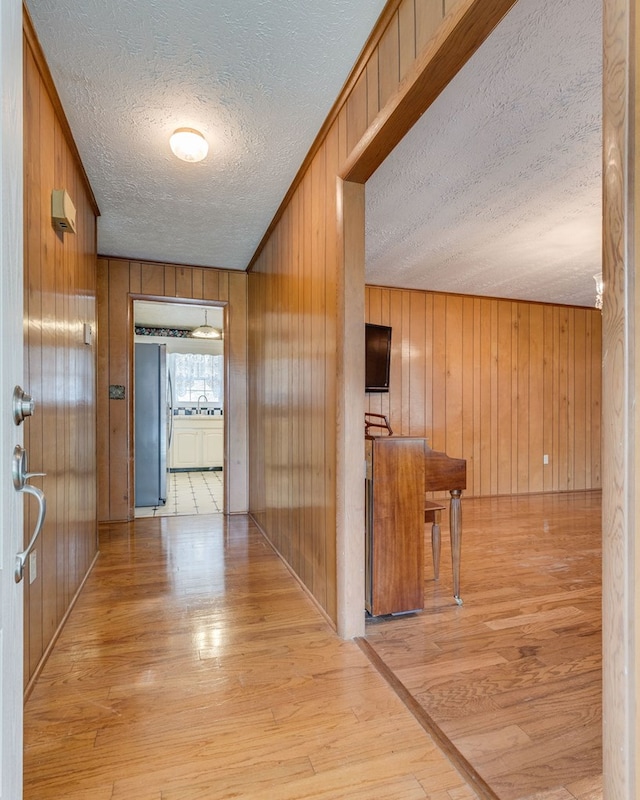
[[133, 300, 225, 517]]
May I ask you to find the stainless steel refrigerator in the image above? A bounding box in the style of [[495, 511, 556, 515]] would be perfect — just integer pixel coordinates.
[[135, 343, 173, 507]]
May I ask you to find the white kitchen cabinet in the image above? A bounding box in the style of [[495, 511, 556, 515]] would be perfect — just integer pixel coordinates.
[[170, 417, 223, 469], [202, 426, 224, 468]]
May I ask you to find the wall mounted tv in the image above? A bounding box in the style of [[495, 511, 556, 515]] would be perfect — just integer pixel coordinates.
[[365, 323, 392, 392]]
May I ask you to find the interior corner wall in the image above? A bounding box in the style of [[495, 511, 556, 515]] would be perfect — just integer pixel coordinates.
[[23, 20, 99, 690], [96, 257, 248, 522], [365, 286, 602, 497], [248, 136, 341, 624]]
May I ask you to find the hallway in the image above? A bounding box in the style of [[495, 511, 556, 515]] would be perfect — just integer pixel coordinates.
[[23, 514, 477, 799]]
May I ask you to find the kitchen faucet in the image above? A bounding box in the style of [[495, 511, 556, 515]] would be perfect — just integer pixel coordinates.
[[197, 394, 208, 413]]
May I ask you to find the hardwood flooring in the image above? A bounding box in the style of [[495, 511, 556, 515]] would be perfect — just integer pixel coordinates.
[[364, 491, 602, 800], [23, 514, 479, 800]]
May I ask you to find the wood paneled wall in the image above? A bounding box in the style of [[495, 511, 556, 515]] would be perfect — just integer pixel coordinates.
[[23, 14, 99, 690], [97, 258, 248, 522], [248, 0, 518, 629], [365, 286, 602, 497]]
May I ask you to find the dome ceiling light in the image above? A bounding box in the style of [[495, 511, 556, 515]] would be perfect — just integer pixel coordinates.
[[170, 128, 209, 163], [191, 308, 221, 339]]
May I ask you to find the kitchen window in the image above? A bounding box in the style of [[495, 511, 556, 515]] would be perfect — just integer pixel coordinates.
[[170, 353, 223, 405]]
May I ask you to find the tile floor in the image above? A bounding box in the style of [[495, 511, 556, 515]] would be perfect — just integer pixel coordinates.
[[135, 469, 223, 517]]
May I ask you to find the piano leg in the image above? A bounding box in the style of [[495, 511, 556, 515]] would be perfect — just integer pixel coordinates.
[[449, 489, 463, 605]]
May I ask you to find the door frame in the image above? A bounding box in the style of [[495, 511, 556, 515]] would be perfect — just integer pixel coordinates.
[[130, 295, 229, 516], [0, 0, 24, 795]]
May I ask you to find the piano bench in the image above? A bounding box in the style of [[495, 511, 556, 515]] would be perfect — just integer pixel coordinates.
[[425, 500, 446, 581]]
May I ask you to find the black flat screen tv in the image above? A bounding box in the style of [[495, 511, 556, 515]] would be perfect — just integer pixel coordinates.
[[365, 323, 392, 392]]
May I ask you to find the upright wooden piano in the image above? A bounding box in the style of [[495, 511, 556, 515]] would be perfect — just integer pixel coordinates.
[[365, 413, 466, 616]]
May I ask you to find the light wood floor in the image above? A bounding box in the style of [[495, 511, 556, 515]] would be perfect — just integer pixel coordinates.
[[23, 514, 479, 800], [364, 491, 602, 800]]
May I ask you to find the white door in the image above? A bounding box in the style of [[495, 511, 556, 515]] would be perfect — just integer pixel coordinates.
[[0, 0, 24, 797]]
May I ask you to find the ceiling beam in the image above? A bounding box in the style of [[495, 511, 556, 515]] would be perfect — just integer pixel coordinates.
[[342, 0, 518, 184]]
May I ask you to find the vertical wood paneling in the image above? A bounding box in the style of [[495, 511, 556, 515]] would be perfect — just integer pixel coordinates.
[[96, 259, 110, 522], [249, 121, 346, 627], [478, 298, 492, 495], [389, 290, 403, 429], [96, 258, 249, 521], [203, 267, 220, 300], [23, 22, 98, 691], [106, 260, 131, 520], [416, 0, 444, 54], [378, 13, 400, 108], [191, 267, 204, 300], [528, 304, 545, 491], [365, 286, 602, 498], [431, 293, 446, 451], [497, 302, 512, 494], [516, 304, 530, 493], [489, 299, 499, 494], [409, 291, 426, 435], [398, 0, 416, 79], [366, 50, 380, 126], [346, 70, 367, 155], [141, 261, 165, 295], [175, 266, 192, 298], [445, 294, 463, 460], [461, 296, 474, 493], [164, 264, 176, 296], [128, 261, 141, 294]]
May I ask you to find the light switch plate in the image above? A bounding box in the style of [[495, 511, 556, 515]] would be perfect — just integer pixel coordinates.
[[29, 550, 37, 584]]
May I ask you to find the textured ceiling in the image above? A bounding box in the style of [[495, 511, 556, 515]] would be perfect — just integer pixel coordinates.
[[366, 0, 602, 307], [134, 301, 223, 330], [26, 0, 602, 308], [25, 0, 387, 269]]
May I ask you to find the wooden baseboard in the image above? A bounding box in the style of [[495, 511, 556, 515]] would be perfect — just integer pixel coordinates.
[[248, 513, 338, 633], [23, 549, 101, 702]]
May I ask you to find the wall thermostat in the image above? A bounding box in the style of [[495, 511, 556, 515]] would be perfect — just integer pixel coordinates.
[[51, 189, 76, 234]]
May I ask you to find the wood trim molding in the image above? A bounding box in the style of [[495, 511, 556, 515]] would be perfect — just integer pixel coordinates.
[[342, 0, 518, 182], [602, 0, 638, 794], [22, 3, 100, 216], [336, 180, 366, 638]]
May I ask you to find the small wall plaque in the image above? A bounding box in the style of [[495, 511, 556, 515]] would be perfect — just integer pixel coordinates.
[[109, 385, 125, 400]]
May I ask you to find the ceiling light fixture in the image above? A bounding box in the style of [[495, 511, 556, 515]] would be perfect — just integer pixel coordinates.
[[170, 127, 209, 163], [191, 309, 221, 339]]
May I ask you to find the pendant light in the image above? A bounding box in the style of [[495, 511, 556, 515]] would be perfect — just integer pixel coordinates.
[[191, 309, 220, 339]]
